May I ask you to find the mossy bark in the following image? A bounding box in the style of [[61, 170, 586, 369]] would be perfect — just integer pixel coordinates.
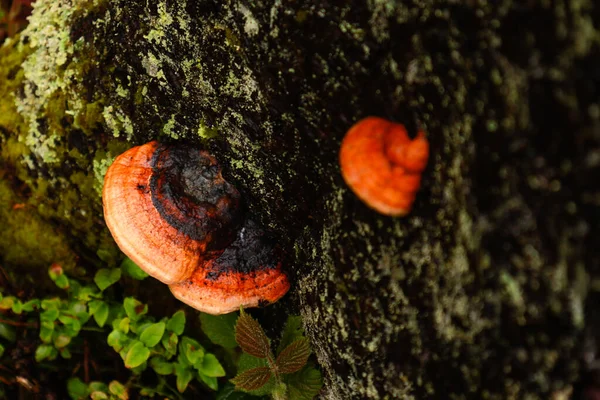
[[0, 0, 598, 398]]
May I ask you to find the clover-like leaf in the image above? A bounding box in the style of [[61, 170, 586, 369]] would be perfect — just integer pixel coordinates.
[[276, 338, 311, 374], [140, 322, 165, 348], [231, 367, 272, 391], [94, 268, 121, 291], [167, 310, 186, 335], [124, 340, 150, 369], [120, 258, 149, 280], [235, 310, 270, 358]]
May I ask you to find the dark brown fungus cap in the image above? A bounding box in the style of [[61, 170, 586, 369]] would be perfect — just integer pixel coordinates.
[[169, 220, 290, 315]]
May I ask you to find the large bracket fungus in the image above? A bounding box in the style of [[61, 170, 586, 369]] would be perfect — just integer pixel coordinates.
[[102, 141, 289, 314], [339, 117, 430, 216]]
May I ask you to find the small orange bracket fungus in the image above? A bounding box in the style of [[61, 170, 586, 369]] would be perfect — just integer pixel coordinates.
[[339, 116, 429, 216], [102, 141, 289, 314]]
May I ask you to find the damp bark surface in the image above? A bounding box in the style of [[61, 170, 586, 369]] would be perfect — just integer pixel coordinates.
[[0, 1, 599, 399]]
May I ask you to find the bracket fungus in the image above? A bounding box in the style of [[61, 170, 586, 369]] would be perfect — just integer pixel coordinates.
[[102, 141, 289, 314], [339, 116, 429, 216]]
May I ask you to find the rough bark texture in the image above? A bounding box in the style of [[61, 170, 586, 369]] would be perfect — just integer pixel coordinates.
[[0, 0, 599, 399]]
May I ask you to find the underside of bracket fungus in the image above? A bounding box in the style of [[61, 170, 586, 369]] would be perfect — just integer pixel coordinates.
[[339, 117, 430, 216], [102, 141, 290, 314]]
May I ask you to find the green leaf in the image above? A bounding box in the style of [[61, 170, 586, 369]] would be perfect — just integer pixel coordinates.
[[276, 338, 311, 374], [90, 392, 109, 400], [216, 383, 257, 400], [200, 312, 238, 349], [89, 382, 108, 393], [231, 367, 272, 391], [180, 336, 204, 365], [108, 380, 128, 399], [0, 323, 17, 342], [167, 310, 186, 335], [39, 321, 54, 343], [40, 308, 59, 322], [140, 322, 165, 348], [198, 353, 226, 377], [175, 364, 193, 393], [35, 344, 56, 362], [11, 299, 23, 314], [22, 299, 40, 312], [0, 296, 14, 310], [41, 298, 61, 310], [0, 343, 4, 358], [89, 301, 109, 327], [94, 268, 121, 291], [107, 330, 127, 352], [124, 341, 150, 369], [162, 331, 178, 357], [286, 365, 323, 400], [235, 311, 270, 358], [53, 333, 72, 349], [120, 258, 149, 280], [67, 377, 89, 400], [123, 297, 147, 321], [277, 315, 304, 354], [150, 357, 174, 375], [199, 372, 219, 391], [53, 275, 70, 290]]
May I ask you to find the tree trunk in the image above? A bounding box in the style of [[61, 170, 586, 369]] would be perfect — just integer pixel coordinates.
[[0, 1, 598, 399]]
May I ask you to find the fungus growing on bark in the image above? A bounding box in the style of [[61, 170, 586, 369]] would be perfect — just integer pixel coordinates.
[[339, 116, 429, 216], [102, 141, 289, 314]]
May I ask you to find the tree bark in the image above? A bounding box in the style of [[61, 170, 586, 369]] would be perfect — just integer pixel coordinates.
[[0, 1, 598, 399]]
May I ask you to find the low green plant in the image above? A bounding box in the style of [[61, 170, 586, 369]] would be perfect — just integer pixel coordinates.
[[0, 260, 322, 399], [230, 311, 322, 400]]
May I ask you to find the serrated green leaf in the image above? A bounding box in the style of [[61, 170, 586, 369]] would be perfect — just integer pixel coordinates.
[[140, 322, 165, 348], [277, 315, 304, 354], [198, 353, 226, 377], [175, 364, 193, 393], [286, 365, 323, 400], [150, 357, 173, 375], [200, 312, 238, 349], [123, 297, 147, 321], [231, 367, 272, 391], [167, 310, 186, 335], [199, 372, 219, 391], [67, 377, 89, 400], [124, 341, 150, 369], [120, 257, 149, 280], [108, 380, 128, 399], [276, 338, 311, 374], [0, 323, 16, 342], [94, 268, 121, 291], [235, 311, 270, 358], [235, 353, 275, 396]]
